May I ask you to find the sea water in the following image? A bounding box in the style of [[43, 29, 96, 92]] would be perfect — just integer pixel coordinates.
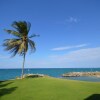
[[0, 68, 100, 82]]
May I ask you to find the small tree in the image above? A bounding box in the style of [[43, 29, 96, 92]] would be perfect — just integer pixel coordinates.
[[3, 21, 38, 79]]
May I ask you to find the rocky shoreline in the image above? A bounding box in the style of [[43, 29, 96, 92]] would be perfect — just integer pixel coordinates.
[[62, 72, 100, 77]]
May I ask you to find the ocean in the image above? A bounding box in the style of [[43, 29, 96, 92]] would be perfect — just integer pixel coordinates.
[[0, 68, 100, 82]]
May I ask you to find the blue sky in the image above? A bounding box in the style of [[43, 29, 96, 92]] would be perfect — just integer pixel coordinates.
[[0, 0, 100, 68]]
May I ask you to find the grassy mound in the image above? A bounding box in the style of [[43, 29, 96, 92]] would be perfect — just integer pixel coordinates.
[[0, 77, 100, 100]]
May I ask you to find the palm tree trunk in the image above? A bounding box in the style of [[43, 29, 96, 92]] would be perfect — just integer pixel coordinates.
[[21, 53, 26, 79]]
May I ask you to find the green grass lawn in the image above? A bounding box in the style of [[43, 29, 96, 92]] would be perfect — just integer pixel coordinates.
[[0, 77, 100, 100]]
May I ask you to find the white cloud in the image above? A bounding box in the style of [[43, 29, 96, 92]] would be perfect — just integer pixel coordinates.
[[51, 44, 88, 51], [49, 47, 100, 67], [66, 17, 78, 23], [56, 16, 79, 25], [1, 46, 100, 68], [51, 47, 100, 61], [26, 47, 100, 68]]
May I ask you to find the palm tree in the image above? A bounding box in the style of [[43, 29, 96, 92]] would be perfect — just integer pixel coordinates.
[[3, 21, 38, 79]]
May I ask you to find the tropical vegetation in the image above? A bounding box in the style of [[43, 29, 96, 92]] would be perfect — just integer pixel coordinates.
[[3, 21, 37, 78]]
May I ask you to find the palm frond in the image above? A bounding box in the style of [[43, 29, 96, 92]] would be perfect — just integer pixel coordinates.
[[3, 39, 22, 47], [10, 45, 20, 57], [12, 21, 31, 35], [29, 34, 40, 38], [3, 21, 37, 57], [3, 39, 23, 56], [18, 42, 25, 54], [4, 29, 22, 37], [28, 39, 36, 53]]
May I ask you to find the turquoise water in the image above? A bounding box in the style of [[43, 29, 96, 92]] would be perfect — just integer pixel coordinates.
[[0, 68, 100, 82]]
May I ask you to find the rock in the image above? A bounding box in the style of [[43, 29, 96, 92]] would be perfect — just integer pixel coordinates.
[[62, 72, 100, 77]]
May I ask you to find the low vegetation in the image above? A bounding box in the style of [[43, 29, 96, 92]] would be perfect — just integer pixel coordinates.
[[0, 77, 100, 100]]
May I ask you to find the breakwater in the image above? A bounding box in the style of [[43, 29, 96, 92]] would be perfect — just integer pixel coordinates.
[[62, 72, 100, 77]]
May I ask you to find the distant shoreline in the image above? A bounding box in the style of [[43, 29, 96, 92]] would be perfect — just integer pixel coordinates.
[[0, 68, 100, 81]]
